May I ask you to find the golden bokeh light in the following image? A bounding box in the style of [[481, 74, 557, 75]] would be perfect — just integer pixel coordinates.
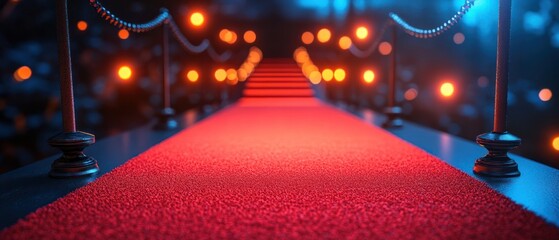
[[226, 68, 237, 80], [363, 70, 375, 84], [118, 66, 132, 80], [552, 136, 559, 151], [186, 70, 199, 83], [77, 21, 88, 31], [219, 29, 237, 44], [440, 82, 455, 97], [322, 69, 334, 82], [243, 30, 256, 44], [355, 26, 369, 40], [317, 28, 331, 43], [539, 88, 552, 102], [301, 31, 314, 45], [118, 29, 129, 40], [237, 68, 248, 81], [338, 36, 352, 50], [214, 68, 227, 82], [334, 68, 346, 82], [309, 71, 322, 84], [13, 66, 32, 82], [189, 12, 205, 27]]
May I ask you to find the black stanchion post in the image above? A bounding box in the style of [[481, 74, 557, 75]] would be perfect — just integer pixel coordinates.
[[382, 24, 403, 128], [474, 0, 520, 177], [154, 21, 178, 130], [48, 0, 99, 178]]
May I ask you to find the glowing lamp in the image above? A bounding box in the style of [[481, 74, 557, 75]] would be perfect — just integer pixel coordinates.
[[334, 68, 345, 82], [355, 26, 368, 40], [301, 31, 314, 45], [539, 88, 552, 102], [189, 12, 204, 27], [118, 66, 132, 81], [186, 70, 199, 83], [338, 36, 352, 50], [553, 136, 559, 151], [118, 29, 129, 40], [13, 66, 32, 82], [238, 68, 248, 81], [309, 71, 322, 84], [219, 29, 237, 44], [363, 70, 375, 84], [243, 30, 256, 44], [77, 21, 88, 31], [214, 68, 227, 82], [322, 69, 334, 82], [317, 28, 331, 43], [440, 82, 455, 97]]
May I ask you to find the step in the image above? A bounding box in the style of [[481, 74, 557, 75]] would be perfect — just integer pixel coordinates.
[[243, 89, 314, 97], [245, 82, 310, 89]]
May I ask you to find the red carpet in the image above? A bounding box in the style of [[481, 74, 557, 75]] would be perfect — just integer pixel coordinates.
[[2, 59, 558, 239]]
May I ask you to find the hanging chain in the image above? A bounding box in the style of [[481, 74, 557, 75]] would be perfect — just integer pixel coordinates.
[[88, 0, 168, 33], [348, 0, 476, 58], [167, 16, 209, 53], [208, 45, 233, 63], [88, 0, 236, 59], [390, 0, 476, 38]]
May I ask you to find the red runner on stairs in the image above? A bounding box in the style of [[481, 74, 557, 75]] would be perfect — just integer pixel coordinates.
[[2, 59, 558, 239]]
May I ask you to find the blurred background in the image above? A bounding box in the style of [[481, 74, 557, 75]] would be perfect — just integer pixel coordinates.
[[0, 0, 558, 173]]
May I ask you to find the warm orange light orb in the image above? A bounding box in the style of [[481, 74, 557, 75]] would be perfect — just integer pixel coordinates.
[[14, 66, 32, 82], [338, 36, 352, 50], [404, 88, 418, 101], [215, 68, 227, 82], [186, 70, 199, 83], [553, 136, 559, 151], [322, 68, 334, 82], [189, 12, 204, 27], [219, 29, 230, 41], [118, 66, 132, 80], [440, 82, 455, 97], [219, 29, 237, 44], [379, 41, 392, 55], [226, 68, 237, 80], [539, 88, 552, 102], [317, 28, 331, 43], [334, 68, 346, 82], [118, 29, 129, 40], [301, 31, 314, 45], [355, 26, 368, 40], [309, 71, 322, 84], [363, 70, 375, 84], [243, 30, 256, 44], [77, 21, 88, 31]]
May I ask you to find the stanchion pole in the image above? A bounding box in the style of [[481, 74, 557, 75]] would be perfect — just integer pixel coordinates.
[[48, 0, 99, 178], [154, 21, 178, 130], [382, 24, 403, 128], [474, 0, 520, 177]]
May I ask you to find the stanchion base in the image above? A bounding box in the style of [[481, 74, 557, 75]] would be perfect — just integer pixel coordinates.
[[154, 107, 178, 130], [382, 106, 403, 128], [474, 132, 521, 178], [48, 131, 99, 178]]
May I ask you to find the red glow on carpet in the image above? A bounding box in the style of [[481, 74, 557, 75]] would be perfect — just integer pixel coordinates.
[[1, 59, 558, 239]]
